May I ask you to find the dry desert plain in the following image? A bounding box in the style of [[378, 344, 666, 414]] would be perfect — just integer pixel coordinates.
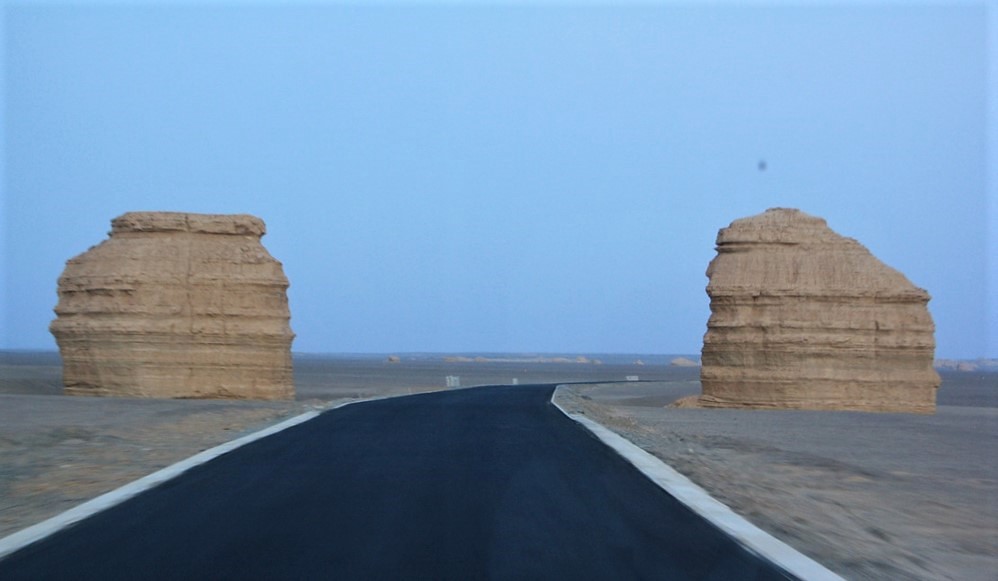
[[0, 351, 995, 580]]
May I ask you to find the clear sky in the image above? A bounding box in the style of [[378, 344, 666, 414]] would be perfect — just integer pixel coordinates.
[[1, 1, 994, 358]]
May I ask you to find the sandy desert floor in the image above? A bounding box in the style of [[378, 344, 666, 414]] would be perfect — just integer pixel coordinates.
[[1, 351, 995, 580]]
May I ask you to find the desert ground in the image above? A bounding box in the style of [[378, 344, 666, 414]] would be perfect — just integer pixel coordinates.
[[1, 351, 995, 580]]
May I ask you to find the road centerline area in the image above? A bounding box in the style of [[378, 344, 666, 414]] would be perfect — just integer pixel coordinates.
[[0, 384, 795, 580]]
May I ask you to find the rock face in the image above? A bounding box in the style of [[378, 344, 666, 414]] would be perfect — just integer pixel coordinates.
[[50, 212, 295, 399], [700, 208, 939, 413]]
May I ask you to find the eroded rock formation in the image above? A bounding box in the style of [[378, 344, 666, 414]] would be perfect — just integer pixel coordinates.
[[700, 208, 939, 413], [50, 212, 295, 399]]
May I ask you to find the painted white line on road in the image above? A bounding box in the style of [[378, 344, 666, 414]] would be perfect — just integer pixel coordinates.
[[551, 387, 844, 581], [0, 390, 434, 561], [0, 402, 345, 561]]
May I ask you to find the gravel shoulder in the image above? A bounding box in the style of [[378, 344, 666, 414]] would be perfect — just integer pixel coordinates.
[[0, 394, 328, 539], [554, 376, 998, 581]]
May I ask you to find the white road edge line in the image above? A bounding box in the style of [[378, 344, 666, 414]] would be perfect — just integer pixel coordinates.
[[551, 386, 844, 581], [0, 397, 378, 561]]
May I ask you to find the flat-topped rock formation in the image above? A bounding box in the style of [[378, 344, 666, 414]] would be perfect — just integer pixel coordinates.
[[700, 208, 939, 413], [50, 212, 295, 399]]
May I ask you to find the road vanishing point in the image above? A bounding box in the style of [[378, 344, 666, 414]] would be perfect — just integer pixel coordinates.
[[0, 384, 797, 580]]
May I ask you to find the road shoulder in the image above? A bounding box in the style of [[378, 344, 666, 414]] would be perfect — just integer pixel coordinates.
[[553, 382, 998, 581]]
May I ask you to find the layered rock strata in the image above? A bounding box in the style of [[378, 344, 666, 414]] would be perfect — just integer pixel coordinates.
[[51, 212, 295, 399], [700, 208, 939, 413]]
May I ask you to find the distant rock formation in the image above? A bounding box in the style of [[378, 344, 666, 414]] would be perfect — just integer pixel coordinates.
[[935, 359, 998, 372], [442, 355, 600, 364], [700, 208, 939, 413], [670, 357, 699, 367], [50, 212, 295, 399]]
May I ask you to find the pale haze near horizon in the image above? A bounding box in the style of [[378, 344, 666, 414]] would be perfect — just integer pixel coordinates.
[[1, 2, 994, 359]]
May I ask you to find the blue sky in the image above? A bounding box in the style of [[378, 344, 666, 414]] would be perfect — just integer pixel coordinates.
[[1, 1, 995, 358]]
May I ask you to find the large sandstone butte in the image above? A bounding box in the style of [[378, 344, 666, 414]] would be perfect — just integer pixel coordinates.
[[700, 208, 939, 413], [50, 212, 295, 399]]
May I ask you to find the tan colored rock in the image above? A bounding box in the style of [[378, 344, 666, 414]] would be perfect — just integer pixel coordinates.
[[700, 208, 939, 413], [669, 357, 699, 367], [667, 395, 702, 408], [50, 212, 295, 399]]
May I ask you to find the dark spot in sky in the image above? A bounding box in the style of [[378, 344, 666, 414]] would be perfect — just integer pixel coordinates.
[[758, 160, 767, 171]]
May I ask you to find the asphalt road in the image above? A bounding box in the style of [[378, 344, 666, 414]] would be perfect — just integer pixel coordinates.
[[0, 384, 793, 580]]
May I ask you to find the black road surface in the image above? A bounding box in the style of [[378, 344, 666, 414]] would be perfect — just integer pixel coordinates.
[[0, 385, 794, 580]]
